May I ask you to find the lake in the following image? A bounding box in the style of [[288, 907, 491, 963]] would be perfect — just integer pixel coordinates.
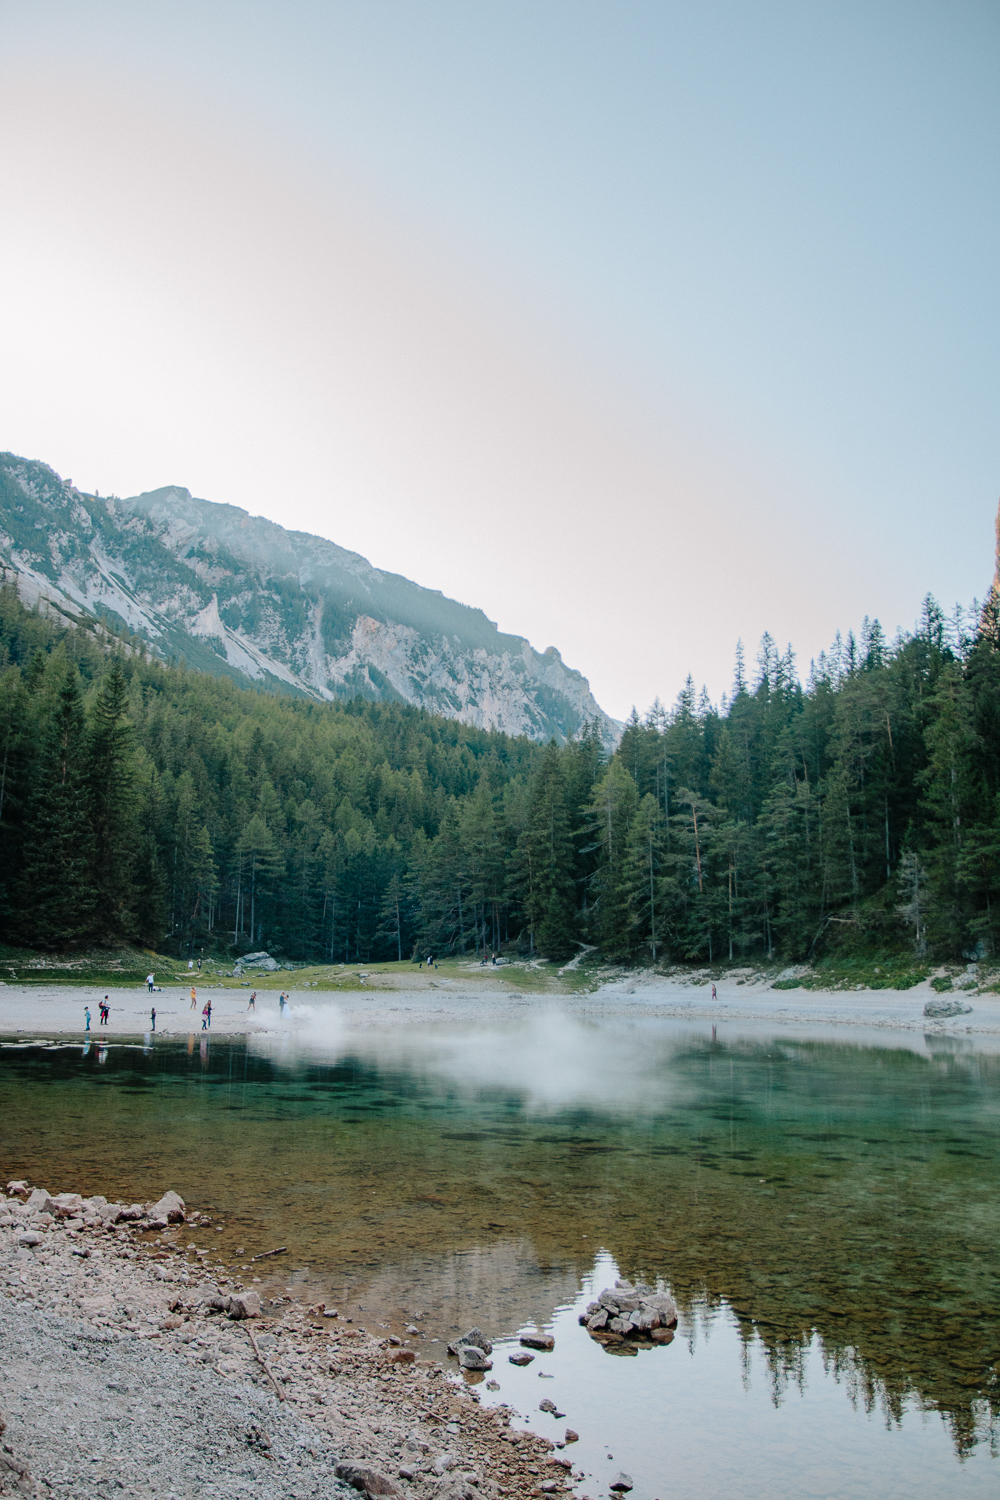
[[2, 1006, 998, 1499]]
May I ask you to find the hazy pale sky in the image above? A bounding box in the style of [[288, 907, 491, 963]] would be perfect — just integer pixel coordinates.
[[0, 1, 996, 719]]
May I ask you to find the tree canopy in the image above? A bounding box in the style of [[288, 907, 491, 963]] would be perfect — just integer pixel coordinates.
[[1, 582, 997, 967]]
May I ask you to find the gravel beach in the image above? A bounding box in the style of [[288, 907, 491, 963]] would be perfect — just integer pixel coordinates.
[[0, 1185, 566, 1500]]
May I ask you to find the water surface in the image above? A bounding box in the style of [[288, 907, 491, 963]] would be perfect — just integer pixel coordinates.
[[2, 1011, 998, 1498]]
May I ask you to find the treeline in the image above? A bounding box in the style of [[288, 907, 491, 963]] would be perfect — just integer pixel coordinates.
[[1, 583, 998, 965]]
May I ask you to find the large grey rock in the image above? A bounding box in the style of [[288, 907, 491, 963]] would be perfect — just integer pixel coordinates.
[[610, 1474, 633, 1492], [924, 998, 974, 1019], [24, 1188, 57, 1215], [147, 1190, 185, 1225], [226, 1290, 261, 1320], [234, 952, 279, 973]]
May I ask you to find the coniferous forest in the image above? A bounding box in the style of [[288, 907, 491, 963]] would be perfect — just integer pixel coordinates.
[[1, 580, 999, 967]]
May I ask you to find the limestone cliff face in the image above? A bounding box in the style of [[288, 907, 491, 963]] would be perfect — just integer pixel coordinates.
[[0, 451, 620, 746]]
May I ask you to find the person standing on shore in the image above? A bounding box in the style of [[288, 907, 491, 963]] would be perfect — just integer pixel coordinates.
[[146, 972, 155, 993], [248, 991, 256, 1012], [150, 1006, 156, 1032], [711, 982, 717, 1001], [201, 1001, 211, 1030], [190, 985, 197, 1010], [84, 1006, 91, 1032], [99, 998, 109, 1025]]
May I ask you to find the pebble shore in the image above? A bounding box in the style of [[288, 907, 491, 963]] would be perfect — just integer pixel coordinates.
[[0, 1185, 575, 1500]]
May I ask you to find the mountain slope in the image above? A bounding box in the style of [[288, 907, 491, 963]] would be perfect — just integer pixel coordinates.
[[0, 451, 620, 745]]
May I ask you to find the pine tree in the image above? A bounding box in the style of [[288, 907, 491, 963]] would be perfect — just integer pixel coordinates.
[[18, 665, 94, 947], [87, 658, 139, 941]]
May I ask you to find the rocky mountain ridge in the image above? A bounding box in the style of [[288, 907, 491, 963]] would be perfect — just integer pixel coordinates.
[[0, 451, 620, 745]]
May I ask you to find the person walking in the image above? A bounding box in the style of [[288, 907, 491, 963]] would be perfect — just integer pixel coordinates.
[[247, 991, 256, 1013], [84, 1006, 91, 1032], [201, 1003, 209, 1031], [190, 985, 197, 1010], [146, 972, 155, 993], [711, 982, 717, 1002], [150, 1006, 156, 1032]]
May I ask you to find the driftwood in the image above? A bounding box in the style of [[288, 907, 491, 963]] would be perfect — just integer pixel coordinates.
[[246, 1327, 286, 1402], [250, 1246, 287, 1262]]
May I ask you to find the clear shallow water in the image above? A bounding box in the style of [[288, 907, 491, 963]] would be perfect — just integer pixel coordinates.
[[1, 1011, 999, 1498]]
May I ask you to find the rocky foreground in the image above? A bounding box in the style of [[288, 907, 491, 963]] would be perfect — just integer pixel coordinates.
[[0, 1184, 578, 1500]]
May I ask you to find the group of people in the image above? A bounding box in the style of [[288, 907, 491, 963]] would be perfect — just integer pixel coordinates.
[[84, 976, 300, 1038]]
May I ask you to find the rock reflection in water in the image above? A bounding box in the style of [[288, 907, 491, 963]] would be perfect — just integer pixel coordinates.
[[1, 1015, 999, 1486]]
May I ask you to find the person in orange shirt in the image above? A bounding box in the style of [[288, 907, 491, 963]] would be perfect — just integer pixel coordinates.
[[190, 985, 197, 1010]]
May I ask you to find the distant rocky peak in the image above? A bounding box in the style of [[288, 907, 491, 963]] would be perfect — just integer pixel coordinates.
[[0, 451, 620, 747]]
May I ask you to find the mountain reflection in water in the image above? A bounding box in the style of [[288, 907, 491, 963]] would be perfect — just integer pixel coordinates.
[[1, 1012, 998, 1492]]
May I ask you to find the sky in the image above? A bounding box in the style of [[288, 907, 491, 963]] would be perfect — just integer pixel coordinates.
[[0, 1, 996, 720]]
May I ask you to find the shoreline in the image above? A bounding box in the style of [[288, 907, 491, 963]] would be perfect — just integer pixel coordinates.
[[0, 1182, 567, 1500], [0, 975, 997, 1041]]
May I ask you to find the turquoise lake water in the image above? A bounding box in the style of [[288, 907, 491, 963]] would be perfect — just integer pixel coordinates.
[[1, 1010, 998, 1498]]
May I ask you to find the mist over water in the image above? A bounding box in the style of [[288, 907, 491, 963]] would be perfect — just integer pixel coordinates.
[[2, 1012, 998, 1498]]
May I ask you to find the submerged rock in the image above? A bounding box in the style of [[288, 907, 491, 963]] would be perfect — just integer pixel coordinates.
[[519, 1331, 555, 1351]]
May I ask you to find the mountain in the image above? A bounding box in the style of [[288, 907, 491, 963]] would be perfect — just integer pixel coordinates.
[[0, 451, 620, 745]]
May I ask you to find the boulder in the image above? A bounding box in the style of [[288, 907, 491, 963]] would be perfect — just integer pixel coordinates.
[[24, 1188, 56, 1215], [610, 1474, 633, 1493], [17, 1231, 42, 1248], [448, 1327, 493, 1356], [458, 1345, 492, 1371], [226, 1290, 261, 1319], [5, 1181, 28, 1196], [586, 1309, 608, 1331], [147, 1190, 186, 1226], [924, 998, 974, 1019], [335, 1461, 405, 1499], [49, 1192, 84, 1217], [234, 951, 280, 974]]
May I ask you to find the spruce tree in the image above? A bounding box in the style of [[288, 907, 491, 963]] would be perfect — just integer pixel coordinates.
[[18, 664, 94, 948], [87, 658, 139, 942]]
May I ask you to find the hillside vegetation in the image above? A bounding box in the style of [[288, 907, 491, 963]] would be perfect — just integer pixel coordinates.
[[0, 583, 998, 968]]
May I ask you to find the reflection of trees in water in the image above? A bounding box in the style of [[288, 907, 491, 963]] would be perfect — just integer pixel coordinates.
[[4, 1031, 999, 1458]]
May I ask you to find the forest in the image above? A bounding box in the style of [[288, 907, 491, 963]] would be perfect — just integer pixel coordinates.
[[0, 581, 998, 967]]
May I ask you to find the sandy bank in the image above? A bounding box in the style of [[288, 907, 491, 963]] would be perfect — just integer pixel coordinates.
[[0, 974, 998, 1041], [0, 1184, 569, 1500]]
